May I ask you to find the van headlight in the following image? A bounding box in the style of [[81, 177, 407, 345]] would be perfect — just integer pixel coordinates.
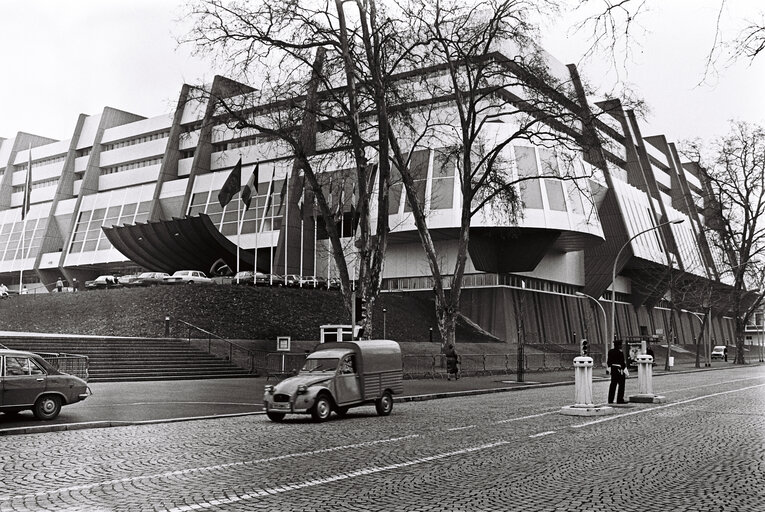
[[297, 385, 308, 394], [264, 385, 274, 394]]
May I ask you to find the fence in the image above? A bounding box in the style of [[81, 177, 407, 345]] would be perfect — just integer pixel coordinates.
[[39, 353, 90, 381], [402, 352, 602, 379]]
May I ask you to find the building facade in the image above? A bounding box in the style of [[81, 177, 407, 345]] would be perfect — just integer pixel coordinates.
[[0, 48, 739, 350]]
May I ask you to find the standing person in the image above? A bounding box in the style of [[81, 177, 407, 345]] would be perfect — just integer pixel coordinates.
[[72, 278, 78, 292], [0, 282, 8, 298], [56, 277, 63, 293], [607, 340, 628, 404], [445, 344, 460, 381]]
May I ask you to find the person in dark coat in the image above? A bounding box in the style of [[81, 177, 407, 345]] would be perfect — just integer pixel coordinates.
[[607, 340, 628, 404], [445, 344, 460, 381]]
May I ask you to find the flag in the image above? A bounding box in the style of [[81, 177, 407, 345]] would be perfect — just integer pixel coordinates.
[[259, 166, 277, 232], [241, 163, 259, 210], [334, 178, 346, 223], [22, 146, 32, 220], [297, 189, 305, 218], [276, 169, 291, 216], [350, 181, 359, 233], [217, 157, 242, 207]]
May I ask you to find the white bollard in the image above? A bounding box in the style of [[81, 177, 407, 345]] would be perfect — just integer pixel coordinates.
[[573, 356, 594, 406], [629, 354, 666, 403], [561, 356, 612, 416]]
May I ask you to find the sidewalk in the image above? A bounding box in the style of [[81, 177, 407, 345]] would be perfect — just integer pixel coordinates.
[[0, 360, 750, 436]]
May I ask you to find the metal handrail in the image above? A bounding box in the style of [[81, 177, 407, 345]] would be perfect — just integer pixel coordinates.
[[174, 318, 265, 374]]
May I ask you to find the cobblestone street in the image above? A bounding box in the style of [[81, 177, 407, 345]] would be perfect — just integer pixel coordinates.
[[0, 366, 763, 511]]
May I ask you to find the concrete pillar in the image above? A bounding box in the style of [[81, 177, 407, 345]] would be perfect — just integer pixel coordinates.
[[629, 354, 666, 403]]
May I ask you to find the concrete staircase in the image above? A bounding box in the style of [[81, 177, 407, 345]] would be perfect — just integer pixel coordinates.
[[0, 335, 254, 382]]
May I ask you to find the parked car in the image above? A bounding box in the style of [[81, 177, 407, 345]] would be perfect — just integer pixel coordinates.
[[263, 340, 403, 422], [254, 272, 270, 286], [84, 275, 120, 289], [117, 274, 142, 286], [0, 349, 89, 420], [283, 274, 302, 287], [711, 345, 728, 361], [327, 277, 341, 290], [162, 270, 214, 285], [300, 276, 327, 289], [130, 272, 170, 286], [267, 274, 285, 286], [232, 271, 255, 285]]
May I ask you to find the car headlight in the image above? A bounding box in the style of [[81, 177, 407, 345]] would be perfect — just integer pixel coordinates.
[[264, 385, 274, 394], [297, 385, 308, 394]]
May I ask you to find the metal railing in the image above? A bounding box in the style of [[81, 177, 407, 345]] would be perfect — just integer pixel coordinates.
[[402, 352, 603, 379], [38, 353, 90, 381], [175, 319, 267, 375]]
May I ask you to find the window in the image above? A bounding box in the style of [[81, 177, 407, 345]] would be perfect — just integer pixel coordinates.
[[404, 150, 430, 212], [431, 149, 455, 210], [539, 149, 567, 212], [514, 146, 544, 209], [4, 357, 43, 376]]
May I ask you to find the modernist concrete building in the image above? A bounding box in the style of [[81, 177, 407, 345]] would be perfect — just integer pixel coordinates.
[[0, 47, 741, 352]]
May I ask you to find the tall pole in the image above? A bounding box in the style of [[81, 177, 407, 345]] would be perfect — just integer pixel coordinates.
[[610, 219, 685, 349], [576, 292, 608, 368], [682, 309, 705, 369]]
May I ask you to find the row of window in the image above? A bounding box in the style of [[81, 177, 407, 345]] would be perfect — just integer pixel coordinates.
[[12, 178, 59, 194], [102, 131, 169, 151], [68, 202, 151, 254], [101, 157, 162, 175], [0, 218, 47, 262]]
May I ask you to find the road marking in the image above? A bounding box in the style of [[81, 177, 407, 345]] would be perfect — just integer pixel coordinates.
[[572, 382, 765, 429], [448, 425, 476, 431], [0, 434, 419, 502], [495, 410, 558, 424], [86, 401, 261, 407], [161, 440, 511, 512], [529, 431, 556, 438], [664, 375, 765, 394]]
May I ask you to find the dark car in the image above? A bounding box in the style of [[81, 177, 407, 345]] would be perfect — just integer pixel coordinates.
[[0, 349, 89, 420], [130, 272, 170, 286]]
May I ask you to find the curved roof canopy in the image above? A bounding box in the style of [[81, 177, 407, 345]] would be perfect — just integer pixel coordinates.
[[102, 214, 254, 274]]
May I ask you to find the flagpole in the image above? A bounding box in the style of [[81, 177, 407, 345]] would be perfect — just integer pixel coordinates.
[[284, 171, 289, 278], [19, 144, 31, 293]]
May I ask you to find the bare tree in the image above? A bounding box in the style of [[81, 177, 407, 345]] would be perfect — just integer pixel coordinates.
[[684, 122, 765, 364], [387, 0, 597, 353], [182, 0, 397, 334]]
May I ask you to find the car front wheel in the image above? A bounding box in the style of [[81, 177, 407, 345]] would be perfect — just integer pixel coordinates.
[[375, 391, 393, 416], [311, 395, 332, 422], [33, 395, 62, 420]]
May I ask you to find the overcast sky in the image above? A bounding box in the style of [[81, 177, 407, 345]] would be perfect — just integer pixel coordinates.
[[1, 0, 763, 146]]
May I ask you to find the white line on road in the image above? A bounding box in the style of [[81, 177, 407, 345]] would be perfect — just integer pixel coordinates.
[[495, 410, 558, 424], [662, 375, 765, 394], [448, 425, 477, 431], [572, 383, 765, 429], [161, 440, 511, 512], [0, 434, 420, 502], [529, 431, 556, 438]]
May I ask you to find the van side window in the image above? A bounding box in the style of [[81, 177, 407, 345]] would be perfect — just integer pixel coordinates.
[[341, 355, 356, 374]]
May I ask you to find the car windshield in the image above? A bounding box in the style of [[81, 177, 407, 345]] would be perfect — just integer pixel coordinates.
[[301, 358, 339, 372]]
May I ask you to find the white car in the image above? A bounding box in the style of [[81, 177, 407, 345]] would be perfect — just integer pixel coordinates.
[[711, 345, 728, 361], [162, 270, 213, 285]]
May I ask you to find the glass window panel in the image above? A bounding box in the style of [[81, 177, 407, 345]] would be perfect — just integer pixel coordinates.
[[191, 192, 208, 207], [134, 213, 149, 224], [221, 222, 237, 236], [431, 178, 454, 210], [404, 150, 429, 212], [188, 205, 205, 217], [388, 163, 403, 215], [222, 210, 238, 223], [567, 182, 585, 215], [514, 146, 543, 209], [91, 208, 106, 222], [72, 229, 86, 242], [121, 203, 137, 217], [97, 238, 112, 251], [546, 180, 567, 211], [433, 149, 456, 178], [207, 213, 222, 226], [137, 201, 151, 214], [206, 202, 223, 215], [82, 240, 97, 252]]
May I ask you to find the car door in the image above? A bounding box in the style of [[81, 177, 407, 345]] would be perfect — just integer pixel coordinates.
[[2, 356, 46, 407], [334, 354, 361, 405]]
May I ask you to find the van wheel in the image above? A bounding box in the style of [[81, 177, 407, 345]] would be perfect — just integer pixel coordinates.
[[266, 411, 285, 422], [33, 395, 62, 420], [311, 395, 332, 422], [335, 406, 349, 418], [375, 391, 393, 416]]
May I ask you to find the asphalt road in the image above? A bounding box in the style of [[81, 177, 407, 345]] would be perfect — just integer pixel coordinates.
[[0, 365, 762, 511]]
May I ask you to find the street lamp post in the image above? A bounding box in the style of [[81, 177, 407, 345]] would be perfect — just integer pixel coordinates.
[[610, 219, 685, 351], [682, 309, 706, 368], [576, 291, 608, 369], [383, 308, 387, 339]]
